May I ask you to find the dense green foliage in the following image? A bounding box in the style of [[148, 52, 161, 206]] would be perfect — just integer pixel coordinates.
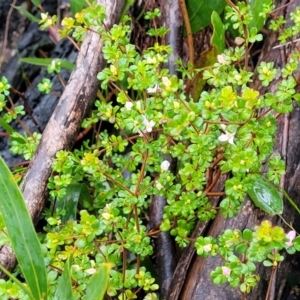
[[1, 1, 300, 299]]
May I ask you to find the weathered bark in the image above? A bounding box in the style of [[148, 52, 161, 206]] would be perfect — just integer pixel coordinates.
[[0, 0, 126, 277], [147, 2, 183, 298], [169, 0, 300, 299], [161, 0, 183, 75], [167, 176, 227, 300]]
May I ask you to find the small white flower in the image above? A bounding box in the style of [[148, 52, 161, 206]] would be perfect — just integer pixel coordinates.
[[147, 84, 161, 94], [203, 244, 212, 252], [218, 124, 236, 145], [146, 56, 157, 64], [142, 115, 155, 132], [125, 101, 133, 111], [221, 266, 231, 277], [217, 54, 227, 65], [161, 160, 170, 171], [41, 13, 48, 21], [73, 265, 81, 271], [285, 230, 296, 248], [51, 60, 56, 69], [85, 268, 97, 275], [162, 76, 172, 90], [235, 37, 245, 45], [110, 65, 117, 75], [155, 181, 163, 190]]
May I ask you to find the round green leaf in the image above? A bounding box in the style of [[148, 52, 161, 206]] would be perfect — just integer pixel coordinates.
[[242, 229, 253, 241], [247, 177, 283, 215], [236, 243, 248, 254]]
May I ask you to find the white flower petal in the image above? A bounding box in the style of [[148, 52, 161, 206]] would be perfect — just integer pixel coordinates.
[[41, 13, 48, 20], [235, 37, 245, 45], [156, 181, 163, 190], [228, 135, 235, 145], [125, 101, 133, 111], [85, 268, 97, 275], [161, 160, 170, 171], [162, 76, 171, 88], [142, 116, 155, 132], [219, 124, 236, 145], [217, 54, 227, 65], [221, 266, 231, 277], [286, 230, 296, 248], [218, 134, 229, 142], [203, 244, 212, 252], [147, 84, 161, 94]]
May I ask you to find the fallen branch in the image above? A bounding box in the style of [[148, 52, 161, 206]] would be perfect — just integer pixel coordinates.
[[0, 0, 125, 277], [147, 1, 183, 298]]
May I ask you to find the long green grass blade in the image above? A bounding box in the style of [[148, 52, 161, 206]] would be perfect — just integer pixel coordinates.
[[0, 117, 14, 134], [0, 156, 47, 300], [54, 255, 74, 300], [31, 0, 41, 6], [56, 183, 91, 224], [20, 57, 74, 71], [12, 6, 40, 23], [70, 0, 87, 16], [85, 264, 112, 300]]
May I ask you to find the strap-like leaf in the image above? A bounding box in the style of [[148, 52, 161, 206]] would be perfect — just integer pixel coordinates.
[[54, 255, 74, 300], [20, 58, 74, 71], [85, 263, 112, 300], [12, 6, 40, 23], [0, 156, 47, 300]]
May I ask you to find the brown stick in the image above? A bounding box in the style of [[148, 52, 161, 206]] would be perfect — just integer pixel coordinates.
[[147, 1, 183, 298], [0, 0, 126, 277]]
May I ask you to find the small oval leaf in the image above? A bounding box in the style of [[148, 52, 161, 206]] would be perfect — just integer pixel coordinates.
[[247, 178, 283, 215]]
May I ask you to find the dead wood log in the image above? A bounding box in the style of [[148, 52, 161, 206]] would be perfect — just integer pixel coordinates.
[[168, 0, 300, 299], [167, 176, 227, 300], [0, 0, 126, 277], [147, 2, 183, 298]]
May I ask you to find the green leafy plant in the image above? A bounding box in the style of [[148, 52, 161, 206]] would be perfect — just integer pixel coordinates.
[[1, 1, 300, 299], [0, 155, 112, 299]]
